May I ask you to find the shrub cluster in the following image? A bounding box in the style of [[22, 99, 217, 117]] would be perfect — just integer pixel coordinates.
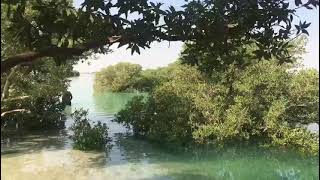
[[70, 109, 109, 151], [1, 61, 71, 131], [94, 62, 142, 92], [94, 62, 188, 92], [115, 62, 319, 154]]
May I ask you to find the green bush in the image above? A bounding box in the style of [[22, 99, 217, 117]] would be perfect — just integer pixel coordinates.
[[194, 62, 319, 153], [70, 109, 109, 151], [115, 64, 208, 144], [94, 62, 142, 92], [130, 62, 205, 92], [286, 69, 319, 124], [69, 70, 80, 77], [1, 60, 71, 131], [94, 62, 195, 92], [115, 96, 150, 134], [115, 62, 319, 154], [129, 69, 160, 92]]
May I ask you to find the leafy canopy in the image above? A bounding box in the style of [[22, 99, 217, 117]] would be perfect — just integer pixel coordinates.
[[1, 0, 318, 72]]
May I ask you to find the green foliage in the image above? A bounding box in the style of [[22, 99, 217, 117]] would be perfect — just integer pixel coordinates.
[[94, 62, 205, 93], [116, 62, 319, 154], [1, 0, 318, 65], [72, 70, 80, 77], [1, 6, 77, 132], [1, 60, 73, 131], [94, 63, 142, 92], [180, 35, 308, 75], [194, 61, 319, 154], [115, 64, 208, 144], [127, 62, 186, 92], [70, 109, 109, 151], [115, 96, 150, 134], [1, 0, 319, 156], [286, 69, 319, 124], [129, 69, 160, 92], [66, 69, 80, 77], [174, 0, 316, 64]]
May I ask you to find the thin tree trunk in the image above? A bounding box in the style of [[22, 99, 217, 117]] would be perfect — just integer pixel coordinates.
[[1, 65, 20, 101]]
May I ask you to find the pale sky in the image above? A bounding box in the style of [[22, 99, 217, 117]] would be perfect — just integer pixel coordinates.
[[73, 0, 319, 73]]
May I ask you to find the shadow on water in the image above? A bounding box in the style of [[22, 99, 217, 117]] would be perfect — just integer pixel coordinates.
[[1, 130, 71, 157]]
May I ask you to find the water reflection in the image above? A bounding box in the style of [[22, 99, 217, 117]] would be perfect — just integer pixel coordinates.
[[93, 92, 145, 115], [1, 130, 71, 156]]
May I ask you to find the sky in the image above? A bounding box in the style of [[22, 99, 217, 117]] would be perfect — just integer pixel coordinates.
[[73, 0, 319, 73]]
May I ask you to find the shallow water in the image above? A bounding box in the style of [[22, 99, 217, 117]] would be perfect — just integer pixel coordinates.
[[1, 74, 319, 180]]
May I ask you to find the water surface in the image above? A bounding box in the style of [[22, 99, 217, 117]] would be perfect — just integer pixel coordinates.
[[1, 74, 319, 180]]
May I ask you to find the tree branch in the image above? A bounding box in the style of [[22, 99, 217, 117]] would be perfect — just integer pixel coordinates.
[[2, 96, 30, 102], [1, 65, 20, 101], [1, 109, 31, 118], [1, 33, 187, 74], [1, 36, 122, 74]]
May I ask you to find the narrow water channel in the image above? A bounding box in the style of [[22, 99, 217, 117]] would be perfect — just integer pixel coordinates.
[[1, 74, 319, 180]]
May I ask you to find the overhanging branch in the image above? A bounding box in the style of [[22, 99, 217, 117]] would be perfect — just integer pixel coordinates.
[[1, 36, 122, 74], [1, 109, 31, 117], [1, 33, 187, 74]]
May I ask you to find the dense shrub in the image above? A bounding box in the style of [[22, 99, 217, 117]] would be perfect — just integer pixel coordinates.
[[115, 64, 210, 144], [94, 62, 142, 92], [68, 70, 80, 77], [70, 109, 109, 151], [1, 60, 71, 131], [94, 62, 193, 92], [115, 62, 319, 154], [194, 61, 319, 154], [129, 69, 160, 92], [286, 69, 319, 124]]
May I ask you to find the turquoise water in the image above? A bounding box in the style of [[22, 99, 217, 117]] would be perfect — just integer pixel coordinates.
[[1, 74, 319, 180]]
